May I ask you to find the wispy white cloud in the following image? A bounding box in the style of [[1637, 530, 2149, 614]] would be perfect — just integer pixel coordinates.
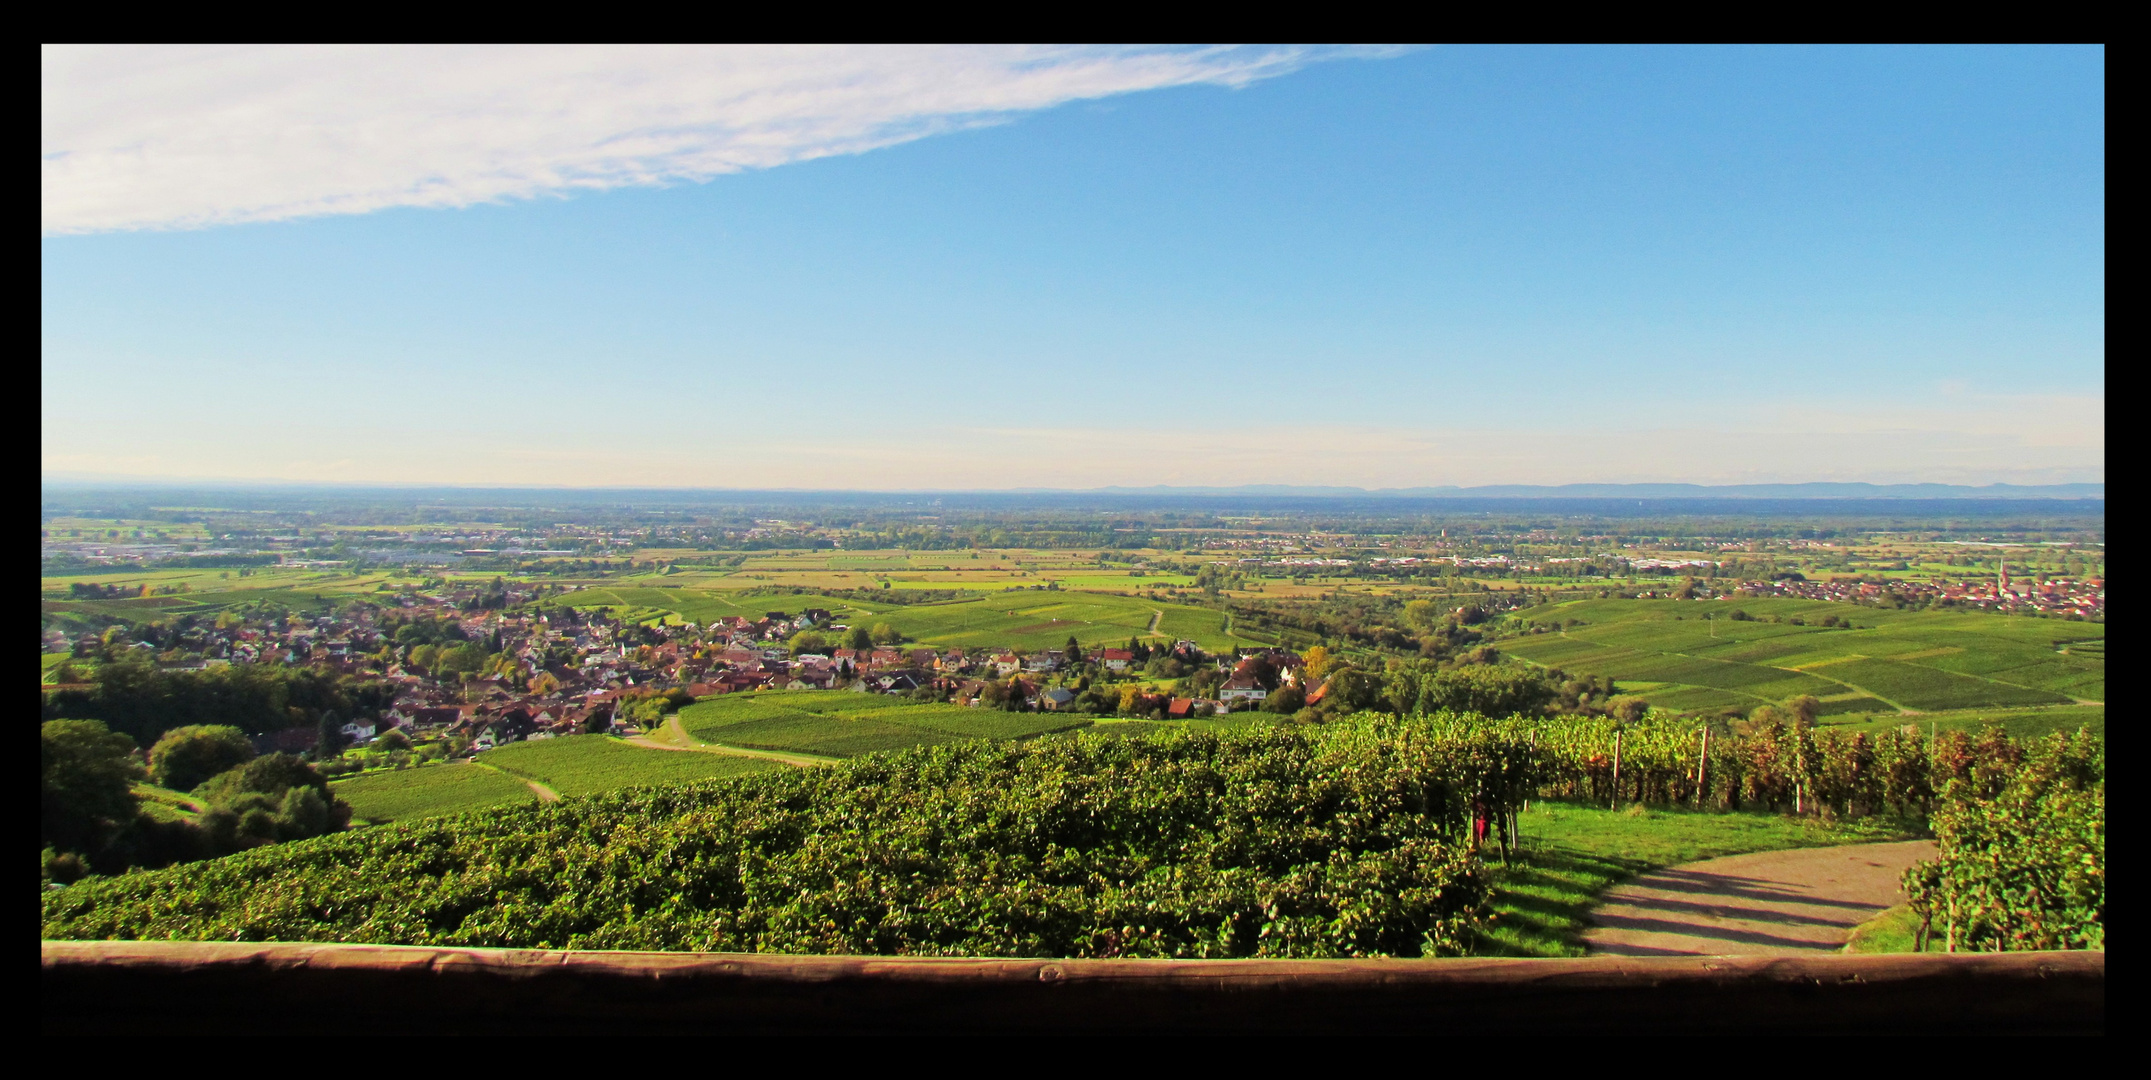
[[42, 44, 1381, 235]]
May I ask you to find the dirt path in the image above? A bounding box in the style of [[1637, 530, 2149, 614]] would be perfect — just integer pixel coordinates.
[[1583, 840, 1937, 957], [475, 762, 559, 802], [620, 715, 835, 768], [1145, 610, 1163, 637]]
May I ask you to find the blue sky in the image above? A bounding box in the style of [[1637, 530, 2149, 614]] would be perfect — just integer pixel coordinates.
[[41, 45, 2104, 488]]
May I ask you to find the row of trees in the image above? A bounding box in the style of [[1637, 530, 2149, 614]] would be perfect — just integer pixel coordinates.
[[41, 654, 394, 748]]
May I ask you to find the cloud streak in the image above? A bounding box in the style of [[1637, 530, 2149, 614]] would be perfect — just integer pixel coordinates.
[[42, 44, 1376, 235]]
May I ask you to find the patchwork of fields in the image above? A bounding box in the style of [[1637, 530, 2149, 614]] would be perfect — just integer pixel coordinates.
[[1506, 598, 2104, 717], [635, 548, 1195, 592], [678, 691, 1093, 758]]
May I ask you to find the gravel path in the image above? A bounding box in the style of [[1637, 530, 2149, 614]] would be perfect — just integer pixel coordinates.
[[1584, 840, 1937, 957]]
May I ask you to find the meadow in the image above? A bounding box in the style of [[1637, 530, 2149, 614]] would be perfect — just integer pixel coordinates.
[[1505, 598, 2102, 718], [678, 691, 1093, 758], [478, 736, 781, 797], [332, 762, 539, 824]]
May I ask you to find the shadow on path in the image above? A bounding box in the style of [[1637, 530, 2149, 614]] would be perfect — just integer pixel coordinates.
[[1584, 840, 1937, 958]]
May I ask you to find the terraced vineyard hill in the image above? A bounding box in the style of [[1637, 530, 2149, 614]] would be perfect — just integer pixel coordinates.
[[1504, 598, 2102, 717]]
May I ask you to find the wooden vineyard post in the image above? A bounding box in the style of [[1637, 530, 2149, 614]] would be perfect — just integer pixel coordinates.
[[1611, 729, 1623, 810], [1523, 729, 1538, 813], [1696, 727, 1709, 808]]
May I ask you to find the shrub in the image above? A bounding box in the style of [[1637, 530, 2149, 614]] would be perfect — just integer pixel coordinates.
[[1904, 729, 2103, 952], [148, 725, 256, 792]]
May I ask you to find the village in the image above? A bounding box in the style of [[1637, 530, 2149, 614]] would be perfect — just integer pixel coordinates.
[[42, 582, 1311, 757], [1730, 570, 2104, 618]]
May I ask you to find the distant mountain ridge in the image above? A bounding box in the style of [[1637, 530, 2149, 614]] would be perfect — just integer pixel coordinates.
[[40, 477, 2104, 501], [1074, 482, 2104, 499]]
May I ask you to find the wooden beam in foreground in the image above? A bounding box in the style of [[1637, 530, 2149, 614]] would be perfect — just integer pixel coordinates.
[[42, 942, 2103, 1035]]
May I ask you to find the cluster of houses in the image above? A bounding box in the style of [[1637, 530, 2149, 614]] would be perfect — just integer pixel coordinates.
[[47, 583, 1320, 752], [1735, 572, 2104, 618]]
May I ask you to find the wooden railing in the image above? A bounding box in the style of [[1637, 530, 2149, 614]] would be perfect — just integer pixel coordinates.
[[42, 941, 2103, 1035]]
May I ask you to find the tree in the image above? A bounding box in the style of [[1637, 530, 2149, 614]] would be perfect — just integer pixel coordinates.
[[870, 623, 902, 645], [1302, 645, 1336, 680], [316, 710, 345, 759], [1117, 684, 1145, 714], [1401, 600, 1439, 634], [1064, 636, 1083, 665], [42, 719, 142, 856], [1785, 695, 1822, 729], [846, 626, 873, 651], [147, 724, 256, 792], [194, 753, 348, 829], [1747, 704, 1787, 730], [790, 631, 830, 656], [1391, 664, 1557, 718], [1320, 667, 1382, 712], [1262, 683, 1307, 714]]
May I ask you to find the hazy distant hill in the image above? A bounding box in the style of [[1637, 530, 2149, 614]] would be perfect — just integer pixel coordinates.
[[1080, 482, 2104, 500]]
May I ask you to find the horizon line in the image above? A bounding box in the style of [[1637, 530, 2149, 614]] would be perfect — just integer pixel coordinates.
[[38, 477, 2107, 500]]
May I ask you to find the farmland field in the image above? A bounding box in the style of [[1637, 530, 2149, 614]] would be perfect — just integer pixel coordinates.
[[679, 691, 1094, 757], [478, 736, 781, 797], [332, 762, 539, 824], [1818, 703, 2105, 740], [1506, 598, 2102, 715], [40, 568, 406, 623], [864, 592, 1200, 649], [550, 585, 1239, 650]]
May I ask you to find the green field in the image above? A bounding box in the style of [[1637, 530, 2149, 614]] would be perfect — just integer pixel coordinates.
[[131, 783, 205, 824], [1819, 703, 2105, 740], [679, 691, 1093, 757], [332, 762, 540, 824], [478, 736, 782, 797], [1506, 598, 2103, 716], [546, 586, 794, 625], [40, 568, 405, 624]]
